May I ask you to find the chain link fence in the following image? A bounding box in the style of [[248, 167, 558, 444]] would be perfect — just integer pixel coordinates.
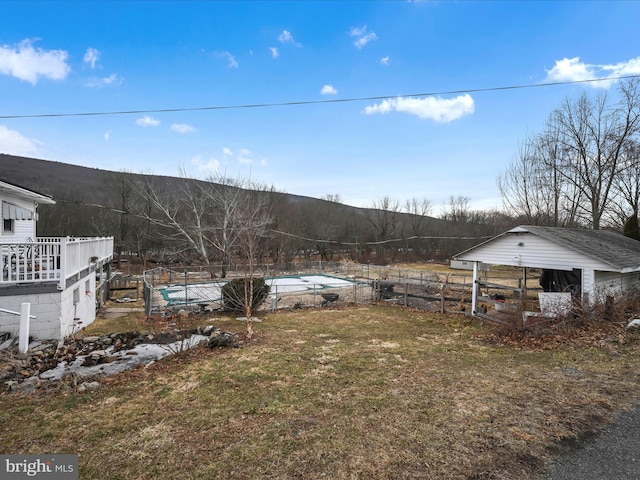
[[141, 261, 501, 316]]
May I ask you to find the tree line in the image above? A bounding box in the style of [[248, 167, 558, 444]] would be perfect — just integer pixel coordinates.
[[497, 79, 640, 231], [36, 169, 512, 269]]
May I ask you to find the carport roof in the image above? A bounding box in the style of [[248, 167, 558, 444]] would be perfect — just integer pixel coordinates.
[[456, 225, 640, 273]]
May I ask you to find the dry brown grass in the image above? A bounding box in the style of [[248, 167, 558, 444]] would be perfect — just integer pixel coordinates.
[[2, 305, 640, 479]]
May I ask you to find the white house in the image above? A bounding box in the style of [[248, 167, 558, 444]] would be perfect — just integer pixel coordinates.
[[454, 225, 640, 316], [0, 180, 113, 339]]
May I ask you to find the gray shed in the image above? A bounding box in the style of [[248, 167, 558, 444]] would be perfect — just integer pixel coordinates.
[[454, 225, 640, 316]]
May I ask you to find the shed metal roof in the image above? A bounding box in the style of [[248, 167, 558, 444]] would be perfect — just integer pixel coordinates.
[[456, 225, 640, 273]]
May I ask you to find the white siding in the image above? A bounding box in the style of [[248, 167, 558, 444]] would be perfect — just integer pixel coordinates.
[[0, 191, 38, 242], [13, 219, 36, 242], [457, 232, 618, 272], [594, 271, 640, 301], [59, 273, 97, 337]]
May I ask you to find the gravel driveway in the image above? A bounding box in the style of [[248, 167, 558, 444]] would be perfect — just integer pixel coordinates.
[[544, 402, 640, 479]]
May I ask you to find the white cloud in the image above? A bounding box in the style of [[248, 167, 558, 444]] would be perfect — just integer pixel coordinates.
[[276, 30, 302, 48], [104, 131, 110, 141], [380, 56, 390, 66], [349, 25, 377, 50], [237, 148, 253, 165], [545, 56, 640, 89], [83, 47, 100, 69], [348, 26, 367, 37], [279, 30, 293, 43], [546, 57, 592, 83], [354, 32, 378, 50], [0, 39, 70, 84], [0, 125, 40, 156], [603, 57, 640, 76], [277, 30, 293, 44], [136, 116, 160, 127], [191, 154, 220, 173], [320, 84, 338, 95], [270, 47, 279, 59], [363, 94, 475, 123], [215, 51, 238, 68], [191, 147, 266, 173], [170, 123, 196, 134], [85, 73, 122, 88]]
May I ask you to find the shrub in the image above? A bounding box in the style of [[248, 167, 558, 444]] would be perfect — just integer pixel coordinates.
[[221, 277, 270, 313]]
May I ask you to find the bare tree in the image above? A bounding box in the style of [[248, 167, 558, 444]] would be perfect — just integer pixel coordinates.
[[136, 173, 216, 268], [367, 196, 400, 259], [440, 195, 471, 223], [549, 81, 640, 229], [321, 193, 343, 204], [498, 80, 640, 229], [231, 187, 273, 338], [611, 139, 640, 227], [134, 171, 276, 337], [497, 133, 582, 227], [403, 197, 433, 252]]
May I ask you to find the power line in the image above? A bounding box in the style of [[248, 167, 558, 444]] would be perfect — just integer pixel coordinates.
[[2, 75, 639, 120]]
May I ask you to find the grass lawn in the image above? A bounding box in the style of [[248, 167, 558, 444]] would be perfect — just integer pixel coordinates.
[[2, 305, 640, 479]]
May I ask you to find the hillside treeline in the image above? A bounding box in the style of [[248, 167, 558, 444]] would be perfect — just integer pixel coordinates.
[[2, 155, 516, 267]]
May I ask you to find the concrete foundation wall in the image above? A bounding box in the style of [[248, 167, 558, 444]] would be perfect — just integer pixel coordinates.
[[0, 272, 97, 340], [0, 290, 62, 339]]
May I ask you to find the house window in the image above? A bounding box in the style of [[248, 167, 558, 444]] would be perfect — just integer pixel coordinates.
[[85, 279, 91, 296], [73, 287, 80, 305], [3, 218, 13, 233]]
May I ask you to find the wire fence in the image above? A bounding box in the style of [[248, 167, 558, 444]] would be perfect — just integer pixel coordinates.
[[140, 261, 517, 316]]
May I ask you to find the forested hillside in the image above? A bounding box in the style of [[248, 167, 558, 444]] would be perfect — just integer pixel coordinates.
[[1, 154, 505, 264]]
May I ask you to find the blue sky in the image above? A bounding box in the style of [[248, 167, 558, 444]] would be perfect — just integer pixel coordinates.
[[1, 1, 639, 212]]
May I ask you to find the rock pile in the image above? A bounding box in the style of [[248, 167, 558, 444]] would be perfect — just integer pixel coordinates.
[[1, 325, 239, 395]]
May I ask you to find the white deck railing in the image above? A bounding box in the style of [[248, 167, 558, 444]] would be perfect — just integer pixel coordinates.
[[1, 237, 113, 290]]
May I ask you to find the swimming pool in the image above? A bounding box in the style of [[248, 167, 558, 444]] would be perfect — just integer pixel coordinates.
[[159, 274, 355, 306]]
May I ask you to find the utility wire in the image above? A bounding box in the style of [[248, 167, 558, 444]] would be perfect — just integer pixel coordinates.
[[2, 74, 639, 120]]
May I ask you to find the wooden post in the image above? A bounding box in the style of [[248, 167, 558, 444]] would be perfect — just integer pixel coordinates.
[[440, 284, 445, 313], [404, 282, 408, 307], [605, 295, 614, 321]]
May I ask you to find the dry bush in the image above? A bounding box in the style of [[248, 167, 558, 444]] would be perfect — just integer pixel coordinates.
[[145, 310, 201, 357]]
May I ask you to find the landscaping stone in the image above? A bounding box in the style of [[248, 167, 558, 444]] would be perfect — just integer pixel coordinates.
[[78, 381, 100, 393], [208, 331, 239, 349], [0, 327, 239, 395], [626, 319, 640, 330]]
